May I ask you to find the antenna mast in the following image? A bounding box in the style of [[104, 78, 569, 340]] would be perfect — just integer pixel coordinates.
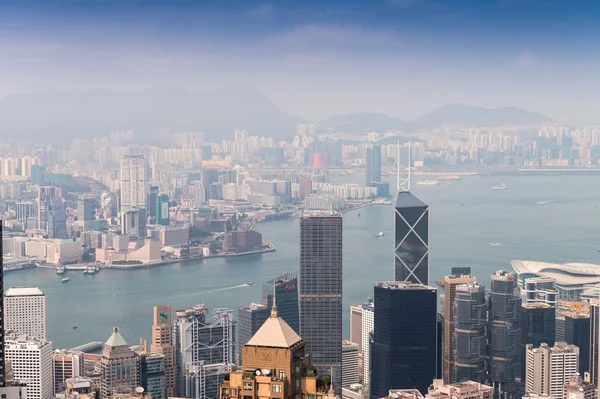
[[398, 141, 411, 192]]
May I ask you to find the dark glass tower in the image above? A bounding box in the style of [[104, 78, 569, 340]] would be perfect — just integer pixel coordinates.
[[370, 281, 437, 398], [365, 145, 382, 186], [237, 303, 270, 353], [564, 313, 590, 376], [521, 303, 555, 348], [394, 191, 429, 284], [488, 270, 522, 398], [299, 211, 342, 395], [453, 282, 487, 383], [262, 272, 299, 333]]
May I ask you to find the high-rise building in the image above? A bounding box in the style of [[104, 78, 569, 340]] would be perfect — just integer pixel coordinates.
[[589, 299, 600, 385], [147, 186, 159, 219], [563, 374, 596, 399], [524, 277, 558, 309], [237, 303, 270, 353], [426, 379, 493, 399], [261, 272, 299, 334], [77, 196, 95, 231], [15, 201, 36, 223], [120, 155, 148, 213], [138, 351, 166, 399], [100, 327, 140, 399], [370, 281, 437, 398], [299, 211, 343, 394], [349, 305, 363, 377], [525, 342, 579, 398], [5, 333, 53, 399], [488, 270, 522, 397], [453, 283, 487, 383], [150, 305, 176, 398], [522, 302, 556, 380], [47, 197, 67, 239], [299, 177, 313, 200], [174, 305, 235, 399], [564, 313, 590, 375], [365, 145, 382, 186], [156, 194, 169, 226], [0, 227, 5, 388], [394, 190, 429, 284], [361, 298, 374, 387], [53, 350, 84, 393], [442, 273, 476, 383], [4, 286, 46, 339], [342, 341, 359, 387]]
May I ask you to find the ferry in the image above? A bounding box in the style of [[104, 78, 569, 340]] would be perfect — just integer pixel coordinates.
[[248, 281, 256, 286], [61, 277, 70, 283], [437, 175, 461, 181], [83, 266, 99, 274], [376, 232, 384, 237], [492, 183, 508, 190], [417, 180, 440, 186], [489, 243, 500, 247], [56, 267, 65, 274]]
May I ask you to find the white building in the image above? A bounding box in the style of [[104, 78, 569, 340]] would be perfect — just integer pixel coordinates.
[[5, 334, 54, 399], [525, 342, 579, 398], [361, 299, 374, 386], [120, 155, 148, 212], [4, 286, 46, 340], [342, 341, 359, 387]]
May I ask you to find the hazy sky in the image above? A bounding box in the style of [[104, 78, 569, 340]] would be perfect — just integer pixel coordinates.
[[0, 0, 598, 124]]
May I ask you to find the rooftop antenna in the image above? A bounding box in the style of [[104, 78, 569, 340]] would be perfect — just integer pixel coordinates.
[[397, 140, 411, 192], [271, 284, 278, 318]]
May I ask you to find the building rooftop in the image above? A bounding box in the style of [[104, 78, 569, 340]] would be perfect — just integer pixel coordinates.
[[301, 210, 341, 218], [105, 326, 129, 347], [395, 191, 428, 209], [245, 305, 303, 348], [522, 302, 554, 309], [512, 260, 600, 285], [376, 281, 435, 291], [5, 286, 44, 297]]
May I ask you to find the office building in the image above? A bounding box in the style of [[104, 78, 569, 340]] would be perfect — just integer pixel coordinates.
[[522, 303, 555, 366], [525, 342, 579, 398], [221, 302, 333, 399], [120, 155, 148, 213], [350, 305, 363, 376], [523, 277, 558, 310], [394, 190, 429, 284], [361, 298, 374, 386], [138, 351, 166, 399], [590, 300, 600, 385], [442, 273, 476, 383], [53, 349, 84, 393], [5, 333, 53, 399], [156, 194, 169, 226], [150, 305, 176, 398], [120, 208, 146, 238], [488, 270, 522, 397], [78, 196, 95, 231], [262, 272, 300, 334], [47, 197, 68, 239], [365, 145, 381, 186], [100, 327, 140, 399], [147, 186, 159, 218], [370, 281, 437, 398], [4, 286, 46, 340], [342, 341, 359, 387], [15, 201, 36, 223], [563, 374, 596, 399], [426, 379, 493, 399], [174, 305, 235, 399], [0, 227, 5, 387], [453, 283, 487, 383], [564, 312, 590, 375], [237, 303, 270, 353], [299, 177, 313, 200], [299, 211, 343, 394]]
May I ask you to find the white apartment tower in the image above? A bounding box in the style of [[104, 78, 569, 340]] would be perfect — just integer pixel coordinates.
[[5, 334, 54, 399], [120, 155, 148, 212], [342, 341, 359, 387], [526, 342, 579, 399], [361, 299, 374, 386], [4, 286, 46, 340]]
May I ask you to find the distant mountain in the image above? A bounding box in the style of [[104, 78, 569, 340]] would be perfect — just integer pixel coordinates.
[[319, 112, 410, 133], [412, 103, 554, 127], [0, 86, 304, 145]]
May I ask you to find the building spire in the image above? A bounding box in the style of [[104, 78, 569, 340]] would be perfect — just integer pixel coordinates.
[[271, 284, 279, 318], [397, 141, 412, 192], [328, 366, 334, 396]]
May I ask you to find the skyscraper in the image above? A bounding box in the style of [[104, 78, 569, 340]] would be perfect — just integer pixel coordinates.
[[589, 300, 600, 384], [100, 327, 139, 399], [361, 298, 374, 387], [350, 304, 363, 377], [147, 186, 159, 219], [365, 145, 381, 186], [4, 286, 46, 340], [394, 190, 429, 284], [488, 270, 522, 397], [53, 349, 84, 393], [299, 211, 343, 395], [5, 333, 53, 399], [120, 155, 148, 213], [77, 196, 95, 231], [342, 341, 359, 387], [262, 272, 299, 334], [453, 283, 487, 383], [156, 194, 169, 226], [521, 302, 555, 380], [138, 351, 166, 399], [0, 230, 6, 388], [370, 281, 437, 398], [525, 342, 579, 398], [150, 305, 176, 398], [237, 303, 270, 353], [442, 273, 476, 383], [564, 312, 590, 375]]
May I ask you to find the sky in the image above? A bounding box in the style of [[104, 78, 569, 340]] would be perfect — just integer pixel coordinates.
[[0, 0, 599, 124]]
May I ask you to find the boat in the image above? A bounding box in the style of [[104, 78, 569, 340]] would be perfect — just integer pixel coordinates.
[[492, 183, 507, 190], [62, 277, 70, 283], [489, 243, 500, 246], [73, 326, 78, 329], [56, 267, 65, 274], [437, 175, 461, 181], [358, 212, 361, 217], [85, 266, 98, 274], [376, 232, 384, 237], [248, 281, 255, 286], [417, 180, 440, 186]]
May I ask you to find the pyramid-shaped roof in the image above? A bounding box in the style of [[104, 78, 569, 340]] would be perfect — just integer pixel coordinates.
[[246, 306, 303, 348], [395, 191, 428, 209], [105, 326, 128, 347]]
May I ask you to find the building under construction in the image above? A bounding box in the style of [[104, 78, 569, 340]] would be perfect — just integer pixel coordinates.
[[174, 304, 235, 399]]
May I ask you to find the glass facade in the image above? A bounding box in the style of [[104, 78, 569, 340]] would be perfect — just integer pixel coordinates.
[[394, 192, 429, 285], [237, 304, 270, 355], [262, 272, 300, 333], [370, 282, 437, 398], [564, 314, 590, 376], [140, 353, 166, 399], [365, 145, 381, 186], [299, 212, 342, 395]]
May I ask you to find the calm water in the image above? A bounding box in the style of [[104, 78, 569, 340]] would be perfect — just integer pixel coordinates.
[[6, 175, 600, 349]]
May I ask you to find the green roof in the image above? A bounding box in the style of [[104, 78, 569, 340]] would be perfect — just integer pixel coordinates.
[[105, 326, 128, 347]]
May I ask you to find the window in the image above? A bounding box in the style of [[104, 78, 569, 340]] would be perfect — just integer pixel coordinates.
[[295, 366, 300, 374], [272, 384, 282, 393], [308, 395, 315, 399], [243, 382, 252, 390], [279, 370, 286, 378], [295, 379, 300, 389]]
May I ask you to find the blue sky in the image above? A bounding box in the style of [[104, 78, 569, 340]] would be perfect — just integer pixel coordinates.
[[0, 0, 599, 123]]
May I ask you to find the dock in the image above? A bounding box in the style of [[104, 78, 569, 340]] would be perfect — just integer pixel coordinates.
[[70, 341, 103, 353]]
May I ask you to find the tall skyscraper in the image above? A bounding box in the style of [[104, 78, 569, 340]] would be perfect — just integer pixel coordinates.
[[453, 283, 487, 383], [370, 281, 437, 398], [0, 229, 5, 388], [138, 351, 166, 399], [5, 333, 53, 399], [522, 302, 555, 380], [53, 349, 84, 393], [4, 286, 46, 340], [120, 155, 148, 213], [237, 303, 270, 352], [156, 194, 169, 226], [589, 300, 600, 384], [442, 273, 476, 383], [349, 304, 363, 377], [174, 305, 235, 399], [564, 312, 590, 375], [488, 270, 522, 397], [365, 145, 382, 186], [299, 211, 343, 395], [361, 298, 374, 387], [150, 305, 176, 398], [100, 327, 140, 399], [342, 341, 359, 387], [147, 186, 159, 219], [262, 272, 299, 334], [525, 342, 579, 398], [77, 196, 95, 231]]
